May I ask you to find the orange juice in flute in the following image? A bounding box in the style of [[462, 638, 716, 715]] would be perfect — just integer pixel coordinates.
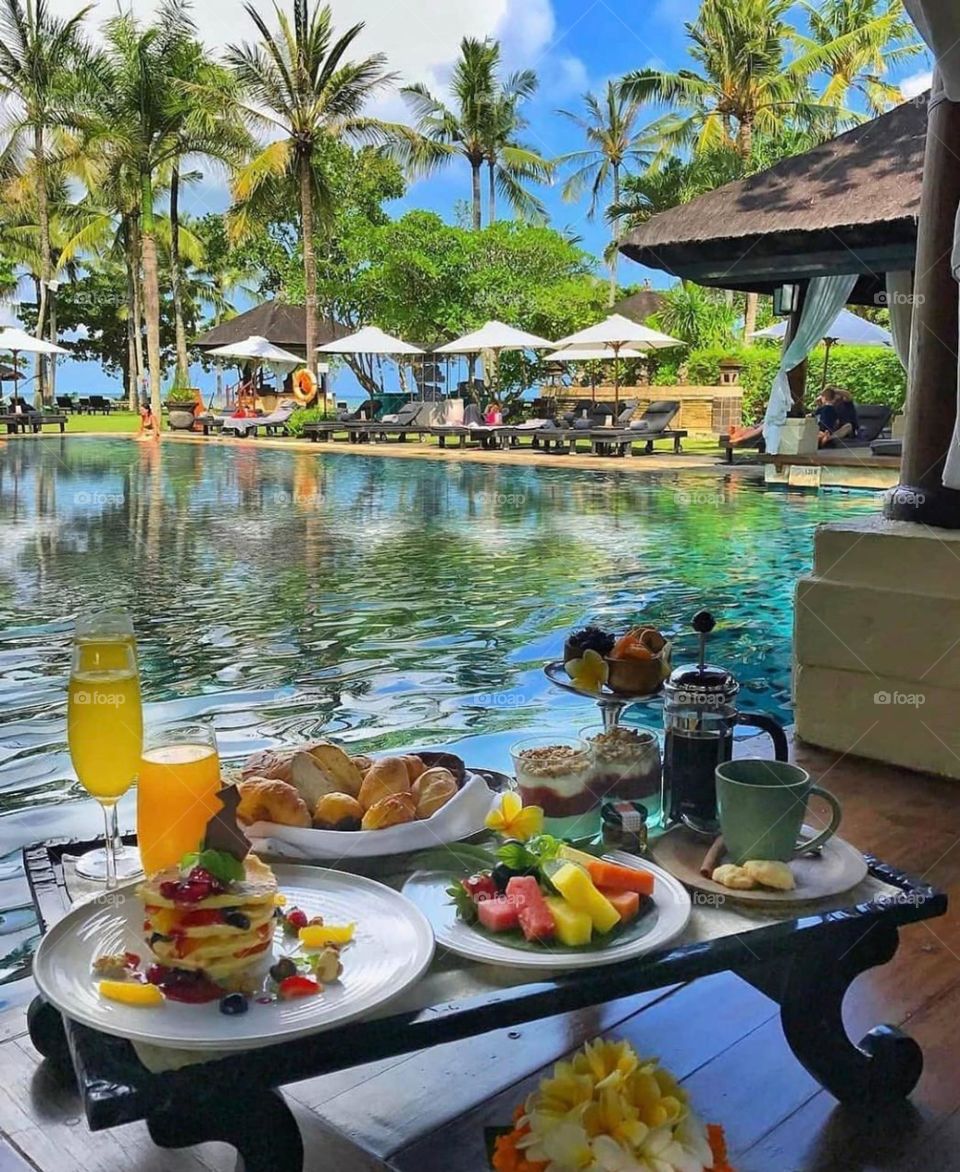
[[137, 725, 222, 875]]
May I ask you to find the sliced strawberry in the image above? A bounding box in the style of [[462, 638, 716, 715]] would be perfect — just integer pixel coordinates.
[[278, 975, 320, 1000]]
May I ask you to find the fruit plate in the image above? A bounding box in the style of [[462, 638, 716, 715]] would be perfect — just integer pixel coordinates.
[[402, 853, 690, 971], [543, 660, 662, 704], [32, 865, 434, 1052], [243, 770, 498, 861]]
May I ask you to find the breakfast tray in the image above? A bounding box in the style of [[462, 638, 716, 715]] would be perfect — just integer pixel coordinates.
[[22, 830, 947, 1172]]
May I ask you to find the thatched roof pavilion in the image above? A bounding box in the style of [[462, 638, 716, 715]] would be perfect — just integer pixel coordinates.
[[193, 300, 347, 357], [621, 97, 926, 304]]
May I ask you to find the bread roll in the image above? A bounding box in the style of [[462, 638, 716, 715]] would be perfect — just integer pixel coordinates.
[[361, 793, 416, 830], [289, 751, 343, 808], [743, 859, 795, 891], [711, 863, 757, 890], [358, 757, 410, 810], [306, 741, 364, 798], [402, 755, 426, 783], [412, 767, 458, 819], [241, 747, 295, 784], [237, 779, 311, 828], [313, 793, 364, 831]]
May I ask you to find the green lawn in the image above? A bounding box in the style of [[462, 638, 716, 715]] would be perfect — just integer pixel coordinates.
[[65, 411, 140, 433]]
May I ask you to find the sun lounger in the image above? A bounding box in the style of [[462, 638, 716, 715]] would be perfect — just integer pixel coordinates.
[[56, 395, 77, 413], [221, 402, 297, 438], [88, 395, 113, 414], [720, 426, 765, 463], [827, 403, 893, 449], [0, 410, 67, 434], [364, 401, 432, 442], [583, 400, 685, 456], [432, 404, 503, 448], [871, 438, 902, 457]]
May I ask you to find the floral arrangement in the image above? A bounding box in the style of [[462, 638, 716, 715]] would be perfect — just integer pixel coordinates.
[[491, 1038, 733, 1172]]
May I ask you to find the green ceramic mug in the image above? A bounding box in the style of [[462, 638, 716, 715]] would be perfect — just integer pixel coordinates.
[[715, 759, 842, 864]]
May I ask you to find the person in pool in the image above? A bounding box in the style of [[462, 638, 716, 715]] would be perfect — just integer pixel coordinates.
[[813, 386, 858, 447], [138, 398, 160, 441]]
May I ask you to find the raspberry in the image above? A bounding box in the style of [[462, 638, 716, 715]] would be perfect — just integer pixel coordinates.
[[285, 908, 308, 931]]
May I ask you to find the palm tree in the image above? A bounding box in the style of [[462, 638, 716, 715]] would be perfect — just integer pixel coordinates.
[[799, 0, 922, 117], [0, 0, 94, 399], [228, 0, 412, 374], [403, 37, 551, 230], [557, 82, 658, 304], [620, 0, 842, 162]]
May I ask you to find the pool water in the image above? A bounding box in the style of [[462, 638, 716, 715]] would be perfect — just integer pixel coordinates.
[[0, 438, 877, 981]]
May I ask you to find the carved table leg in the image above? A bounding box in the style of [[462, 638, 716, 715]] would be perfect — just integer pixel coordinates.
[[147, 1088, 304, 1172], [780, 920, 923, 1104], [27, 995, 72, 1072]]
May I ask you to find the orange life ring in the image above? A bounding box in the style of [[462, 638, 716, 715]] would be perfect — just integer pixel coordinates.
[[292, 368, 318, 405]]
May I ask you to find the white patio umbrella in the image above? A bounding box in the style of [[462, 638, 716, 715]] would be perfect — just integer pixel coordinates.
[[543, 344, 645, 402], [318, 326, 424, 403], [0, 327, 70, 404], [434, 320, 555, 402], [207, 334, 302, 365], [553, 314, 682, 406], [750, 308, 892, 388]]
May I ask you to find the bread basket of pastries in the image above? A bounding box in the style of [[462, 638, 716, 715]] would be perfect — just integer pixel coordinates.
[[234, 741, 497, 859]]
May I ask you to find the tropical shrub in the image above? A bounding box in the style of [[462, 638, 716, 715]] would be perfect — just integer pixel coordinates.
[[287, 405, 338, 436]]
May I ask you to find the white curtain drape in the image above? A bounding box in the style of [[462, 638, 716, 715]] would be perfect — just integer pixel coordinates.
[[762, 274, 858, 453], [885, 270, 914, 372], [903, 3, 960, 487]]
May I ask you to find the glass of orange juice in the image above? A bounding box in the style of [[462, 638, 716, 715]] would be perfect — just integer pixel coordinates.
[[137, 725, 222, 875], [68, 611, 144, 885]]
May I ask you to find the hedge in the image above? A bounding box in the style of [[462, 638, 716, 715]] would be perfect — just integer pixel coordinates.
[[685, 344, 906, 424]]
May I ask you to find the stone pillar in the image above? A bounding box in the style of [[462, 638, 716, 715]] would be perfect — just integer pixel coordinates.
[[885, 70, 960, 528]]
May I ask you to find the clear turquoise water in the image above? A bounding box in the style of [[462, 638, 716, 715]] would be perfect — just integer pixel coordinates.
[[0, 438, 877, 982]]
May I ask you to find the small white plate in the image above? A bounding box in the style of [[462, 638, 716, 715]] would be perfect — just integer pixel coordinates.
[[403, 853, 691, 971], [33, 865, 434, 1052]]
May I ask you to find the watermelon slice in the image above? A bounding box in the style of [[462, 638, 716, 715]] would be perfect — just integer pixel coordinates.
[[506, 876, 556, 942], [476, 895, 520, 933]]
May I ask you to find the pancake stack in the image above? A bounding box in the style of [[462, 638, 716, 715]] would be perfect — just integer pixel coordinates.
[[139, 854, 279, 983]]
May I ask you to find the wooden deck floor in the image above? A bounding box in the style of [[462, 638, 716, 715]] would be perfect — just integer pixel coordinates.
[[1, 737, 957, 1171]]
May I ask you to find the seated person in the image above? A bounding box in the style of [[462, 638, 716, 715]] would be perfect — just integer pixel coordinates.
[[138, 399, 160, 441], [813, 386, 858, 447], [483, 401, 503, 425]]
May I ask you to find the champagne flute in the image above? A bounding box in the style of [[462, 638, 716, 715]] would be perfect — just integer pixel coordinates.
[[67, 611, 144, 885], [137, 724, 222, 876]]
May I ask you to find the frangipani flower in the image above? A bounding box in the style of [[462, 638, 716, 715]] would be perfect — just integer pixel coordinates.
[[485, 792, 544, 841], [565, 649, 609, 694]]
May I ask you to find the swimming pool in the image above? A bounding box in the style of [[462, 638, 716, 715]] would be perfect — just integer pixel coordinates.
[[0, 438, 877, 981]]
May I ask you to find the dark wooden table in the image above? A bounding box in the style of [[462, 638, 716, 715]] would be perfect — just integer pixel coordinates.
[[23, 834, 946, 1172]]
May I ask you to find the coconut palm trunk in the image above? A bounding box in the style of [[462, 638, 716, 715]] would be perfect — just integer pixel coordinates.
[[169, 163, 190, 384], [471, 159, 482, 229], [298, 153, 318, 375], [609, 161, 621, 307], [33, 124, 53, 403], [488, 159, 496, 223], [129, 215, 146, 399], [140, 170, 163, 416]]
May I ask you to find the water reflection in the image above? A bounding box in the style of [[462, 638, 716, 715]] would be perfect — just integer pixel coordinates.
[[0, 438, 876, 979]]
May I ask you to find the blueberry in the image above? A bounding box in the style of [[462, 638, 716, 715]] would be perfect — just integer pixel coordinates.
[[270, 957, 297, 982], [219, 993, 248, 1016], [223, 910, 250, 930]]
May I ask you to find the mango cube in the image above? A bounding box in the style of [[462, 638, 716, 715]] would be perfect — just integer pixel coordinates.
[[550, 863, 621, 934], [299, 923, 355, 948], [544, 896, 593, 946]]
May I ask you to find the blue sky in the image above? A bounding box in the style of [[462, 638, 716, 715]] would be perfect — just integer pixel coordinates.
[[28, 0, 933, 401]]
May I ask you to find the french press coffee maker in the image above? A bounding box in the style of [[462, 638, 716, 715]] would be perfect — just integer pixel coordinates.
[[662, 611, 789, 834]]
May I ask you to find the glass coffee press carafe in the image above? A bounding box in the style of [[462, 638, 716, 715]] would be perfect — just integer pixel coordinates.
[[662, 611, 789, 835]]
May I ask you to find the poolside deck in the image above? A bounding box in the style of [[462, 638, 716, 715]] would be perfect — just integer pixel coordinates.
[[1, 736, 957, 1172]]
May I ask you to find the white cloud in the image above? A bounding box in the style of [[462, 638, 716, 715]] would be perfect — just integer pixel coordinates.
[[901, 70, 933, 99]]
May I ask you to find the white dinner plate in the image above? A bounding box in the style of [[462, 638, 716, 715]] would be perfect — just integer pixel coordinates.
[[403, 852, 691, 971], [33, 864, 434, 1052]]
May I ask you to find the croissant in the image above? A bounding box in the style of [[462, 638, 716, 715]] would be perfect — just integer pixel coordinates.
[[237, 779, 311, 828], [358, 757, 410, 810], [313, 792, 364, 831], [361, 793, 417, 831], [412, 768, 458, 819]]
